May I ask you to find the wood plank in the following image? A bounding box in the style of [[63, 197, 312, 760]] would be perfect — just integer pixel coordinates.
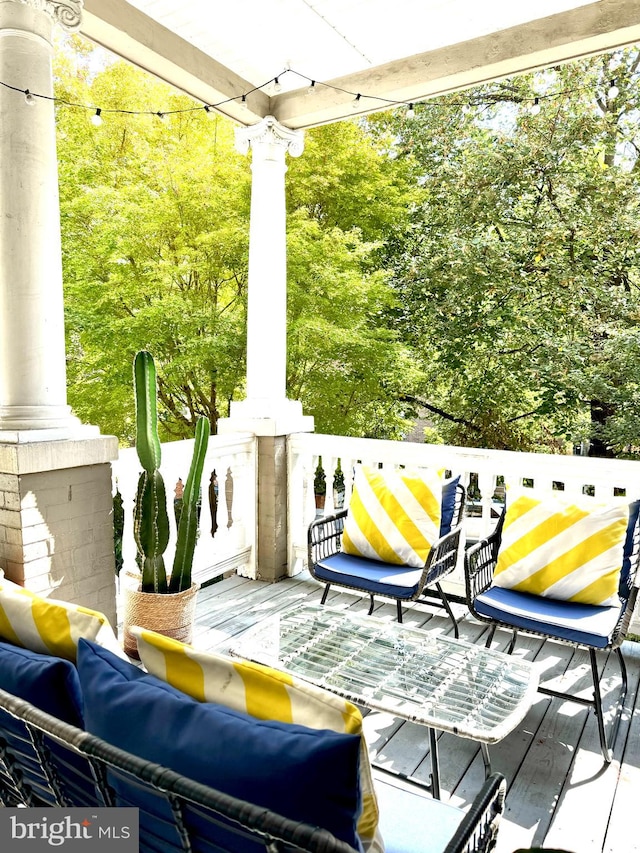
[[596, 642, 640, 853], [494, 644, 598, 853]]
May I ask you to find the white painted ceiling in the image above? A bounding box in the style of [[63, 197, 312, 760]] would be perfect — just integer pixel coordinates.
[[81, 0, 640, 128], [120, 0, 597, 90]]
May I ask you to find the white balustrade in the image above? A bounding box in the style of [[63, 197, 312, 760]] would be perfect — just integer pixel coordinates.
[[112, 432, 257, 586]]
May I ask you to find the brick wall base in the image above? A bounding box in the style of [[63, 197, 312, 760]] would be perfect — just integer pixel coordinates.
[[0, 437, 119, 626]]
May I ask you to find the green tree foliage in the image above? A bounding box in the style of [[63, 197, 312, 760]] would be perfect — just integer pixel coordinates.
[[56, 39, 418, 443], [371, 48, 640, 454]]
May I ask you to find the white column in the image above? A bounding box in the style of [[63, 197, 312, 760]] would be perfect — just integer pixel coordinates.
[[0, 0, 88, 440], [220, 115, 313, 437]]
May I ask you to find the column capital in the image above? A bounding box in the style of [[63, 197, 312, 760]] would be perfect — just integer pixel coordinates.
[[11, 0, 82, 31], [235, 115, 304, 159]]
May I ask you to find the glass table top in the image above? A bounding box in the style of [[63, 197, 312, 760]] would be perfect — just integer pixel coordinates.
[[230, 604, 539, 743]]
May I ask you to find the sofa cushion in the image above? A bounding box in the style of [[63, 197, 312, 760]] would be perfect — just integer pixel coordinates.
[[77, 639, 363, 852], [0, 576, 123, 662], [133, 626, 381, 852], [375, 773, 465, 853], [342, 466, 442, 568], [493, 490, 629, 605]]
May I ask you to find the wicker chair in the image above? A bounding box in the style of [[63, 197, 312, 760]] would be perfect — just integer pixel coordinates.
[[308, 481, 465, 633], [0, 685, 505, 853], [465, 503, 640, 764]]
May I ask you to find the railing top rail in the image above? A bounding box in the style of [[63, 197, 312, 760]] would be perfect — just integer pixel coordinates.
[[289, 433, 640, 478], [115, 432, 256, 461]]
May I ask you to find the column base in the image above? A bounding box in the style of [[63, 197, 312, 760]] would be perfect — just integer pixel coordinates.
[[0, 424, 101, 444], [219, 398, 314, 437], [0, 405, 89, 437]]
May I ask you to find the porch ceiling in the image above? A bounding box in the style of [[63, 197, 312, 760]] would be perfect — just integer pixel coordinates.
[[81, 0, 640, 129]]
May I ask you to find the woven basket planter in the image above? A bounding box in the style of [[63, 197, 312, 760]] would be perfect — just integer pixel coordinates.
[[122, 581, 199, 659]]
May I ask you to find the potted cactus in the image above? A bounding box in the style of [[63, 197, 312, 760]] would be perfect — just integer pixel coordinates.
[[122, 350, 210, 658]]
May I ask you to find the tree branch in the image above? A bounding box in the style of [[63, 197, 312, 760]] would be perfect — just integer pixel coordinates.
[[400, 395, 481, 431]]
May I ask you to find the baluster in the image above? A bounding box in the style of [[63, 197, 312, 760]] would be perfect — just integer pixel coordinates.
[[324, 456, 338, 515], [477, 472, 497, 539]]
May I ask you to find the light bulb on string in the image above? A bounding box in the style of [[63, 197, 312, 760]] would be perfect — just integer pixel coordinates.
[[351, 93, 362, 110], [24, 89, 36, 106], [530, 97, 541, 115], [607, 79, 619, 99], [307, 80, 316, 95], [240, 94, 249, 110], [156, 111, 165, 121], [272, 77, 282, 93], [90, 108, 103, 126], [406, 103, 415, 118]]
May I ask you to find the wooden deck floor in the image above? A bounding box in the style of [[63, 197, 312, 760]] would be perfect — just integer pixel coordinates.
[[190, 571, 640, 853]]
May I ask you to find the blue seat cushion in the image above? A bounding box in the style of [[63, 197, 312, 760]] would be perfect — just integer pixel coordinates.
[[475, 586, 622, 648], [375, 774, 464, 853], [314, 552, 423, 599], [77, 639, 363, 852]]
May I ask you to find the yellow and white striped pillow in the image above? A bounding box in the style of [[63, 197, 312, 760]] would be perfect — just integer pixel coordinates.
[[133, 627, 383, 853], [494, 491, 629, 605], [0, 576, 123, 662], [341, 466, 442, 568]]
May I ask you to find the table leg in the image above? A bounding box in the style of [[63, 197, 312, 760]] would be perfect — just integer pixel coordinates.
[[481, 743, 492, 777], [429, 728, 441, 800]]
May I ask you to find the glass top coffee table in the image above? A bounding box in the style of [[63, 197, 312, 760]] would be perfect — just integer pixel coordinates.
[[230, 604, 538, 798]]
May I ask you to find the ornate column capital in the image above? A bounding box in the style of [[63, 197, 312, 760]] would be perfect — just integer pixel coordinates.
[[235, 115, 304, 160], [12, 0, 83, 31]]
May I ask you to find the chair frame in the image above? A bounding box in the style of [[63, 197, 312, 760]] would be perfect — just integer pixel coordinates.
[[0, 684, 506, 853], [465, 509, 640, 764], [308, 483, 466, 634]]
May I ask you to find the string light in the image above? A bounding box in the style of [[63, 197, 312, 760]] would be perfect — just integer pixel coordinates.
[[2, 65, 612, 125], [90, 108, 103, 126]]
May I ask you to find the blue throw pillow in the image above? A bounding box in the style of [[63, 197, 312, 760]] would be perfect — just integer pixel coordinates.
[[0, 640, 83, 725], [0, 641, 86, 806], [440, 475, 461, 536], [77, 640, 363, 852]]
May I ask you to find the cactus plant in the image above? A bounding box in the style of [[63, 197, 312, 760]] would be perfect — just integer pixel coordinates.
[[133, 350, 210, 594]]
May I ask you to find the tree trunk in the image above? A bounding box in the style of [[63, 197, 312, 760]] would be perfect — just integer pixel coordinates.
[[588, 400, 615, 457]]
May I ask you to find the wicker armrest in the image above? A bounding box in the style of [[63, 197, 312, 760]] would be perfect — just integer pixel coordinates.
[[464, 526, 502, 602], [442, 772, 506, 853], [425, 523, 464, 586], [308, 509, 348, 568]]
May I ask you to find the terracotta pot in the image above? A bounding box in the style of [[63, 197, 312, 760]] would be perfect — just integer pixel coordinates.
[[122, 582, 199, 659]]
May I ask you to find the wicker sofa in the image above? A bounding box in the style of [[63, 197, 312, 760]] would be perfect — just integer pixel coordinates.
[[0, 569, 506, 853], [0, 656, 506, 853]]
